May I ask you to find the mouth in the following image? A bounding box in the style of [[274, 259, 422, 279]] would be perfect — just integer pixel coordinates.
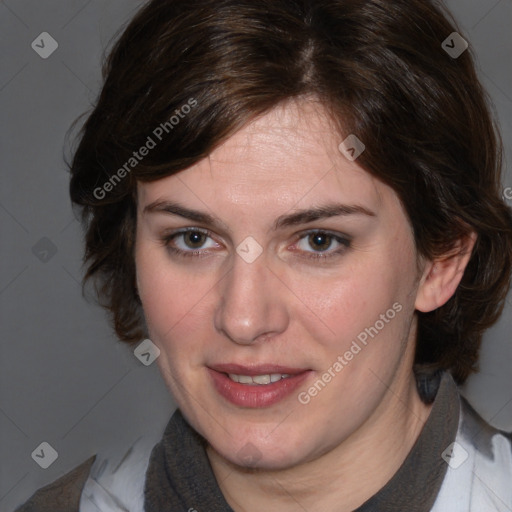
[[207, 363, 312, 408]]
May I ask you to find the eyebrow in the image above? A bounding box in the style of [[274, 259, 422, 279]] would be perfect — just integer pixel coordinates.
[[142, 200, 376, 231]]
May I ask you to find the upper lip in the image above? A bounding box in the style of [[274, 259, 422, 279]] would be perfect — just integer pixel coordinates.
[[209, 363, 310, 376]]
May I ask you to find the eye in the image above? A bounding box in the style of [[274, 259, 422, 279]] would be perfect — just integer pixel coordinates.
[[162, 228, 219, 257], [294, 230, 351, 259], [176, 230, 214, 250]]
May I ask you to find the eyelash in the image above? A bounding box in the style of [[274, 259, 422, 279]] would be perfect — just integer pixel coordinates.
[[160, 227, 351, 261]]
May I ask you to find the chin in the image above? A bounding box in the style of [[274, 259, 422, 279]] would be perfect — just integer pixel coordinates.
[[207, 424, 312, 470]]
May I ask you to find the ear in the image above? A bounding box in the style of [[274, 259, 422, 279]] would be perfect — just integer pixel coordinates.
[[415, 232, 477, 313]]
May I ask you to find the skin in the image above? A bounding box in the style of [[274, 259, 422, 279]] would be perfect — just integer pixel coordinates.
[[135, 98, 475, 512]]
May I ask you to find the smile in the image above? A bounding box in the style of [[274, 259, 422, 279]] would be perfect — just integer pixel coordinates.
[[208, 364, 312, 408]]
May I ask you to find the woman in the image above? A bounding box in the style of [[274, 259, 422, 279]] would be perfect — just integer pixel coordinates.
[[16, 0, 512, 510]]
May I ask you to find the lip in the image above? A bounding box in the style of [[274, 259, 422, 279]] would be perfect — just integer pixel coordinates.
[[207, 364, 312, 408]]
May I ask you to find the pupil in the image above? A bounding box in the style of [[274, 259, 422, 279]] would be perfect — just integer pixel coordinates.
[[310, 233, 331, 251], [185, 231, 204, 248]]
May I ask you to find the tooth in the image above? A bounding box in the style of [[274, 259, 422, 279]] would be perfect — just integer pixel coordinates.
[[227, 373, 294, 385], [252, 374, 271, 385]]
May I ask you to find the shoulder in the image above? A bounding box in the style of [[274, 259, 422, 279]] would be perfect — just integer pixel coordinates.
[[431, 396, 512, 511], [14, 455, 97, 512], [14, 432, 161, 512], [79, 434, 160, 512]]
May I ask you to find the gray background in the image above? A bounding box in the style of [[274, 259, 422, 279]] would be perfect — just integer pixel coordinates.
[[1, 0, 511, 510]]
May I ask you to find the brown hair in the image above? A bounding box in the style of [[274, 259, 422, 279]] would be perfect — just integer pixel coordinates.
[[69, 0, 512, 384]]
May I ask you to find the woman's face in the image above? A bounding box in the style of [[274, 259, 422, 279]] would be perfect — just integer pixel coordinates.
[[135, 99, 426, 470]]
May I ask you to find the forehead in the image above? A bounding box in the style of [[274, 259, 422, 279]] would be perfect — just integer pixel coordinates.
[[137, 99, 393, 216]]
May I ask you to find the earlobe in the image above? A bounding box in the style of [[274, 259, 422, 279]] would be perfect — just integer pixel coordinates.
[[415, 232, 477, 313]]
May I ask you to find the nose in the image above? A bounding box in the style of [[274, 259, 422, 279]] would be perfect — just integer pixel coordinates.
[[214, 252, 289, 345]]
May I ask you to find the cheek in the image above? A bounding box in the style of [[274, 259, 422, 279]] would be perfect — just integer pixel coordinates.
[[294, 260, 400, 334], [135, 258, 213, 393], [292, 240, 417, 356], [135, 240, 207, 340], [135, 244, 233, 386]]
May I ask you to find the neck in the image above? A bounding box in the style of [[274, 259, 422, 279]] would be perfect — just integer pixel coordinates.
[[207, 370, 433, 512]]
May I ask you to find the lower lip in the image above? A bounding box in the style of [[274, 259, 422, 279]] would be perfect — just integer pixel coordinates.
[[208, 369, 312, 408]]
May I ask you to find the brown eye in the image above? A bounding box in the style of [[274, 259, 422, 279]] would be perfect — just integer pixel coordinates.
[[308, 232, 333, 251], [294, 230, 351, 260], [183, 231, 208, 249], [163, 228, 218, 257]]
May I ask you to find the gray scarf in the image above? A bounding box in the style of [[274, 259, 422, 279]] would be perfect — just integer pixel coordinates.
[[143, 371, 459, 511]]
